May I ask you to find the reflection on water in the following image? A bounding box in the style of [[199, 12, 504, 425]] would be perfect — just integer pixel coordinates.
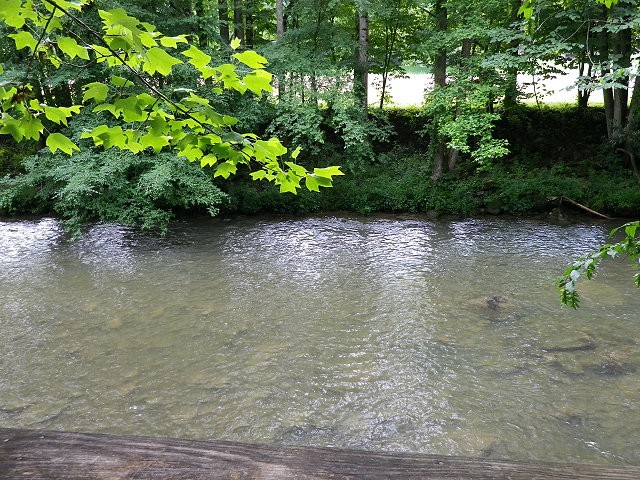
[[1, 215, 640, 465]]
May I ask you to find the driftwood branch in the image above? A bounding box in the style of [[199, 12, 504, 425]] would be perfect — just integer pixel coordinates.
[[2, 428, 640, 479], [549, 196, 611, 219]]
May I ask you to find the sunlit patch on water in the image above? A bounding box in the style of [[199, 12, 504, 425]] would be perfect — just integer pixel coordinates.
[[1, 214, 639, 465]]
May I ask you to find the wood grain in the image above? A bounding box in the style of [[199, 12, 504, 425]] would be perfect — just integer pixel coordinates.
[[1, 428, 639, 479]]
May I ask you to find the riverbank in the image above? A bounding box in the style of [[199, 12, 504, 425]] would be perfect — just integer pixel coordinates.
[[219, 105, 638, 220], [1, 104, 638, 232]]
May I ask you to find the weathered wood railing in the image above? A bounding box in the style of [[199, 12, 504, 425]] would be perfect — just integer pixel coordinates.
[[2, 428, 640, 479]]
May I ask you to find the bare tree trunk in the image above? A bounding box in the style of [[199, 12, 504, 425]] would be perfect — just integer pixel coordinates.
[[355, 13, 369, 113], [379, 21, 399, 109], [431, 141, 446, 182], [233, 0, 244, 44], [611, 27, 632, 140], [276, 0, 284, 39], [430, 0, 448, 181], [245, 0, 254, 48], [276, 0, 285, 99], [446, 38, 472, 173], [218, 0, 229, 44], [577, 56, 591, 109], [603, 88, 614, 138], [503, 0, 521, 110], [626, 72, 640, 131]]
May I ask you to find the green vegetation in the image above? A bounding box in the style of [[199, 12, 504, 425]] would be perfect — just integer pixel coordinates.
[[0, 0, 638, 236], [220, 104, 639, 219], [557, 221, 640, 308]]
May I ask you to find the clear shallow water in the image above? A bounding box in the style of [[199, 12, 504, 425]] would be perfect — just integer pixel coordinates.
[[1, 215, 640, 465]]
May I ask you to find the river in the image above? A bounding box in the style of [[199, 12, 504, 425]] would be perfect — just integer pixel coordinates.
[[1, 215, 639, 465]]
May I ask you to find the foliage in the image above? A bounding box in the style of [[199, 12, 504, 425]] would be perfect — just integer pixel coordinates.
[[0, 145, 226, 235], [557, 222, 640, 308], [0, 0, 343, 231], [423, 84, 509, 171]]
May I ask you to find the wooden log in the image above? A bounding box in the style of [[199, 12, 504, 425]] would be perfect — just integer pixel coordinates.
[[2, 428, 640, 479]]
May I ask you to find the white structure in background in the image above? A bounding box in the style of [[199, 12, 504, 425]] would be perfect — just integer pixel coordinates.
[[367, 70, 611, 107]]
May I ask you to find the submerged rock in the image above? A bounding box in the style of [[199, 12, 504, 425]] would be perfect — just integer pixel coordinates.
[[470, 295, 510, 310], [553, 409, 588, 428], [593, 352, 636, 376], [542, 335, 597, 353]]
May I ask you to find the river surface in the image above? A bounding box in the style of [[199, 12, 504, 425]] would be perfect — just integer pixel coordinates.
[[1, 215, 640, 465]]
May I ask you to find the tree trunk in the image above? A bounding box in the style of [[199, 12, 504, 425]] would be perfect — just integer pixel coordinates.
[[379, 21, 399, 109], [604, 87, 615, 138], [622, 68, 640, 163], [355, 13, 369, 113], [276, 0, 285, 99], [611, 27, 632, 140], [577, 56, 591, 109], [218, 0, 229, 44], [194, 0, 207, 47], [431, 140, 446, 182], [447, 38, 472, 174], [244, 0, 254, 48], [503, 0, 521, 110], [431, 0, 448, 181], [276, 0, 284, 40], [233, 0, 244, 44]]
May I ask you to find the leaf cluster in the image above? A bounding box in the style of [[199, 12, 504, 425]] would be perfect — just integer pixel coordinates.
[[556, 221, 640, 308]]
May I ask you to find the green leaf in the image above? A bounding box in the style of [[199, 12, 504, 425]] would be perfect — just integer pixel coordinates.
[[160, 35, 187, 48], [114, 96, 144, 122], [140, 132, 171, 152], [44, 105, 81, 126], [98, 126, 127, 149], [285, 161, 307, 177], [111, 75, 135, 88], [21, 115, 44, 140], [233, 50, 268, 69], [178, 144, 204, 162], [0, 0, 26, 28], [46, 133, 80, 155], [143, 47, 182, 76], [276, 172, 301, 194], [139, 31, 158, 48], [200, 154, 218, 167], [313, 166, 344, 178], [10, 31, 37, 51], [250, 170, 268, 181], [57, 36, 90, 60], [0, 116, 23, 142], [291, 146, 302, 160], [83, 82, 109, 103], [182, 45, 211, 70], [214, 161, 237, 178], [243, 70, 273, 96], [230, 37, 241, 50], [305, 174, 332, 192]]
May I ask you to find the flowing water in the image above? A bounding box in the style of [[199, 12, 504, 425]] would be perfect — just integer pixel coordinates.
[[1, 215, 640, 465]]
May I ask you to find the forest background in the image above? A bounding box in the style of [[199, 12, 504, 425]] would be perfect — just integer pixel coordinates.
[[0, 0, 639, 232]]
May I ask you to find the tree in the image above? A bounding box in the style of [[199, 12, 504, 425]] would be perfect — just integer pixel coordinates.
[[418, 0, 511, 180], [519, 0, 640, 165], [0, 0, 343, 230]]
